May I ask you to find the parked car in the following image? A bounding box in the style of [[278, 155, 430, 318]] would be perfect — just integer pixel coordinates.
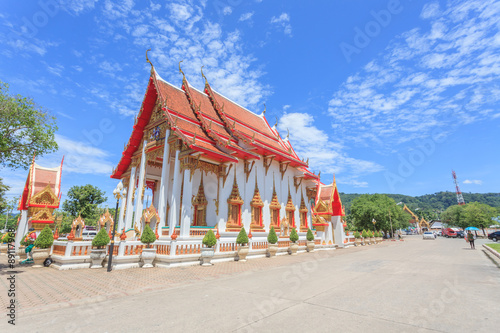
[[423, 231, 436, 240], [456, 230, 464, 238], [442, 228, 457, 238], [437, 231, 442, 237], [488, 231, 500, 242]]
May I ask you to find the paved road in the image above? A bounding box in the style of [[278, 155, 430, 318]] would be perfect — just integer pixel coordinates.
[[1, 236, 499, 332]]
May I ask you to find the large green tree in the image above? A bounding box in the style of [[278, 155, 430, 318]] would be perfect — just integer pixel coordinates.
[[462, 202, 496, 236], [0, 177, 9, 215], [0, 80, 58, 170], [441, 205, 466, 229], [350, 194, 410, 233], [62, 185, 106, 225]]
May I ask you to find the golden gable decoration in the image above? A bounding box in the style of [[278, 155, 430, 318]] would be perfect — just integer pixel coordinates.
[[30, 183, 59, 206], [141, 202, 160, 230], [98, 208, 114, 233]]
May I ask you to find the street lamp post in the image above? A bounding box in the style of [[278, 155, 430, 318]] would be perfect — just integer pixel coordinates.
[[108, 181, 125, 272], [372, 218, 376, 233]]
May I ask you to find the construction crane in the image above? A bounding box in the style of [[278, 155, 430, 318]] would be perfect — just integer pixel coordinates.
[[452, 170, 465, 205]]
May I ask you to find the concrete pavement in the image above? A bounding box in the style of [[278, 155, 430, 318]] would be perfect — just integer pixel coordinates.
[[1, 236, 499, 332]]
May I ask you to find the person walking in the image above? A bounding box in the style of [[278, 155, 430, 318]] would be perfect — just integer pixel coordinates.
[[467, 231, 475, 250]]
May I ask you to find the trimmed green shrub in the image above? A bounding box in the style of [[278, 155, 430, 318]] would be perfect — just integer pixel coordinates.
[[3, 232, 15, 244], [236, 227, 249, 245], [306, 228, 314, 241], [267, 226, 278, 244], [289, 228, 298, 243], [353, 231, 360, 238], [92, 228, 110, 249], [20, 233, 31, 246], [140, 224, 156, 246], [361, 230, 368, 238], [34, 226, 54, 249], [202, 229, 217, 248]]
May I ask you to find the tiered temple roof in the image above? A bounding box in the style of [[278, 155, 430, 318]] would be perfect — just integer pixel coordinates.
[[111, 65, 318, 180]]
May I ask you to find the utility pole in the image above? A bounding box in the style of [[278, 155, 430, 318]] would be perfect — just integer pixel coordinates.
[[389, 209, 394, 238]]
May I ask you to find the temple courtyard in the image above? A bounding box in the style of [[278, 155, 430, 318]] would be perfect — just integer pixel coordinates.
[[1, 236, 499, 332]]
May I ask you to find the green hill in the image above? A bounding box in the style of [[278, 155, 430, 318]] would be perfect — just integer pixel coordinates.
[[340, 192, 500, 220]]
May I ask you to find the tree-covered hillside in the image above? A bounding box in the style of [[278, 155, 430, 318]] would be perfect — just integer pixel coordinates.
[[340, 192, 500, 220]]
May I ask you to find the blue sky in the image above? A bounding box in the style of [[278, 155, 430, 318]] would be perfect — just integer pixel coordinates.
[[1, 0, 499, 207]]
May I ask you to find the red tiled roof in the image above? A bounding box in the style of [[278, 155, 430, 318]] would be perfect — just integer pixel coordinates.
[[111, 68, 315, 179]]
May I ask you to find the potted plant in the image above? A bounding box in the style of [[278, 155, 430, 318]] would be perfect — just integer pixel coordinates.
[[90, 228, 110, 268], [235, 227, 249, 262], [306, 228, 315, 252], [140, 224, 156, 268], [370, 230, 376, 244], [361, 230, 369, 245], [353, 231, 362, 246], [201, 229, 217, 266], [32, 226, 54, 267], [266, 226, 278, 257], [288, 228, 299, 255]]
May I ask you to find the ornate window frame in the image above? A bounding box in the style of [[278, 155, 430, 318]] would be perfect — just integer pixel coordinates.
[[192, 175, 208, 226]]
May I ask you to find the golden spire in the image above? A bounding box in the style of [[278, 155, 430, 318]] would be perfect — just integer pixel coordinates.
[[274, 117, 278, 128], [146, 48, 153, 67], [201, 65, 207, 84], [178, 60, 185, 78], [262, 103, 266, 115]]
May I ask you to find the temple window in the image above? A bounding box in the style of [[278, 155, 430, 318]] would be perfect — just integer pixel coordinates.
[[285, 186, 295, 228], [299, 194, 309, 232], [250, 176, 264, 229], [226, 172, 243, 231], [192, 175, 208, 226]]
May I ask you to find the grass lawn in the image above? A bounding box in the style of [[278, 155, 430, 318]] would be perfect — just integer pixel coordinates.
[[486, 243, 500, 253]]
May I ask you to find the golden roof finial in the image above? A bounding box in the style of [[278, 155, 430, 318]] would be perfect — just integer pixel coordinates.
[[262, 103, 266, 115], [286, 128, 289, 139], [146, 48, 153, 67], [201, 65, 207, 84], [179, 60, 185, 77], [274, 117, 278, 128]]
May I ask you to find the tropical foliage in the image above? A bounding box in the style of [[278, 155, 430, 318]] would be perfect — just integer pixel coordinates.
[[0, 80, 58, 170], [236, 227, 249, 245], [350, 194, 410, 232]]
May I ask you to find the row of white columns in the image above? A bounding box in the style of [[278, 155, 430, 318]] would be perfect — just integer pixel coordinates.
[[117, 130, 189, 237]]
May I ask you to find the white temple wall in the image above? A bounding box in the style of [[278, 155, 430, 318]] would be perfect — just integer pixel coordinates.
[[332, 215, 344, 247], [262, 161, 273, 231], [204, 171, 218, 228]]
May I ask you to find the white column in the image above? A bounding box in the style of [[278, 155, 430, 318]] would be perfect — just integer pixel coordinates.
[[180, 168, 193, 238], [134, 139, 148, 227], [117, 192, 127, 231], [158, 130, 171, 228], [168, 149, 181, 231], [125, 167, 136, 229], [15, 210, 28, 252]]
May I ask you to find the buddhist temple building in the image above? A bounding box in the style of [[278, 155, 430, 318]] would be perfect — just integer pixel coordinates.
[[15, 156, 63, 250], [311, 177, 346, 245], [109, 58, 345, 247]]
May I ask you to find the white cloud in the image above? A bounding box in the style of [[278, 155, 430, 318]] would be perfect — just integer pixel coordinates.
[[420, 2, 440, 19], [278, 112, 383, 186], [93, 2, 271, 113], [53, 134, 114, 175], [463, 179, 482, 185], [329, 0, 500, 150], [62, 0, 99, 15], [271, 13, 292, 36], [239, 12, 254, 22], [223, 6, 232, 15]]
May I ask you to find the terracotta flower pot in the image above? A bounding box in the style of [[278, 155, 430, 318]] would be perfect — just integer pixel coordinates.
[[236, 245, 249, 262]]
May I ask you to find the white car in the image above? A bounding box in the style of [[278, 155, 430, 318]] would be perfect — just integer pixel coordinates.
[[423, 231, 436, 240]]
